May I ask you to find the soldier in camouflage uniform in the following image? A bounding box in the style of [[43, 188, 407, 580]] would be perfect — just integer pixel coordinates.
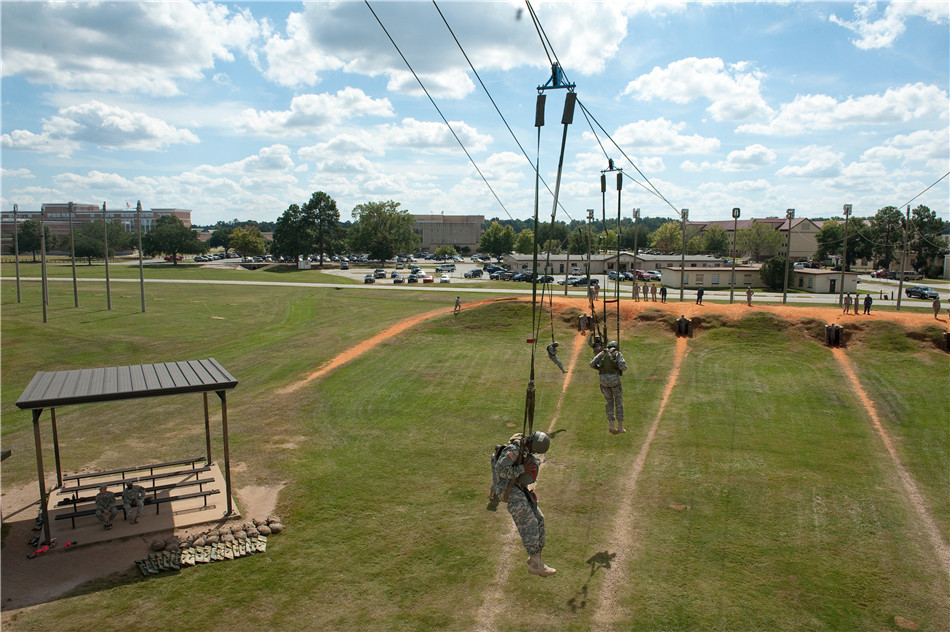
[[490, 431, 555, 577], [122, 482, 147, 524], [546, 341, 567, 373], [590, 341, 628, 434], [95, 486, 117, 530]]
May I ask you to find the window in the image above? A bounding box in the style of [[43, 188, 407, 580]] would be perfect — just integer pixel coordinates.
[[695, 274, 704, 284], [683, 274, 688, 285], [807, 277, 813, 289], [743, 274, 752, 283], [798, 277, 804, 288], [712, 274, 720, 284]]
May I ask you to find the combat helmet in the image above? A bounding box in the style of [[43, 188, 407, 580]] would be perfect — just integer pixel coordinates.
[[528, 431, 551, 454], [607, 340, 619, 349]]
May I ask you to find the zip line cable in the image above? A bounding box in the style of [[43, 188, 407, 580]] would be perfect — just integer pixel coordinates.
[[432, 0, 574, 224], [364, 0, 515, 221], [897, 171, 949, 211]]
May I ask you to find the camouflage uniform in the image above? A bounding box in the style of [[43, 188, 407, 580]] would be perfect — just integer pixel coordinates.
[[492, 437, 546, 557], [546, 342, 566, 373], [95, 487, 117, 527], [632, 283, 640, 301], [122, 483, 146, 523], [591, 346, 628, 433]]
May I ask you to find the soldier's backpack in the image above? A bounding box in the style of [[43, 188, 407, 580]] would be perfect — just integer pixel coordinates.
[[487, 434, 526, 507]]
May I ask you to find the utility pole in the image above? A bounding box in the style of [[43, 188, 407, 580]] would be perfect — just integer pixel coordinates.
[[730, 207, 740, 303], [896, 205, 910, 311], [782, 209, 795, 305], [13, 204, 21, 303], [103, 202, 112, 310], [632, 208, 640, 280], [837, 204, 851, 307], [679, 209, 688, 302], [40, 205, 48, 323], [69, 201, 78, 307], [137, 201, 146, 313]]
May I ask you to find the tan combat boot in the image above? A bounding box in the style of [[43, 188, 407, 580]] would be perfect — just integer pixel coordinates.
[[527, 554, 556, 577]]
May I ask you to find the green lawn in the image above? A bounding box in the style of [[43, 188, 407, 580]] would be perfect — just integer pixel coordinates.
[[1, 278, 947, 631]]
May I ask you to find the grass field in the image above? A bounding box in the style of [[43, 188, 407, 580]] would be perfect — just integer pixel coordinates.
[[1, 272, 948, 632]]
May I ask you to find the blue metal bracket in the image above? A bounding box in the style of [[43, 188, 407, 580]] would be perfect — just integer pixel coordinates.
[[537, 63, 575, 91]]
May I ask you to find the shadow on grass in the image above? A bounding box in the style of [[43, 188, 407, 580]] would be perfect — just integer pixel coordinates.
[[567, 550, 617, 613]]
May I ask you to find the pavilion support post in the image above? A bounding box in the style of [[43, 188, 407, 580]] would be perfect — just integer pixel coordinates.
[[217, 390, 234, 516], [50, 407, 63, 488], [32, 409, 51, 544], [203, 393, 212, 466]]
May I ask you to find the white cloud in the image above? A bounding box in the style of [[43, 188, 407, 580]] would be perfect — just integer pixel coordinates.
[[737, 83, 948, 135], [682, 144, 777, 172], [236, 88, 394, 136], [379, 117, 492, 154], [299, 131, 385, 163], [2, 101, 199, 158], [605, 118, 720, 154], [776, 145, 845, 178], [1, 2, 263, 95], [623, 57, 773, 122], [830, 1, 949, 50], [1, 168, 34, 179]]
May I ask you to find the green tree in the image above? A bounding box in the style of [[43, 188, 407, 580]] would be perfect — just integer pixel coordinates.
[[434, 245, 458, 258], [702, 224, 731, 257], [619, 223, 650, 251], [209, 227, 232, 253], [141, 215, 206, 265], [514, 229, 536, 255], [650, 221, 682, 252], [303, 191, 344, 266], [71, 220, 134, 264], [736, 222, 784, 262], [229, 225, 266, 260], [760, 256, 792, 290], [868, 206, 903, 270], [813, 217, 864, 269], [16, 219, 54, 261], [686, 235, 704, 255], [567, 227, 589, 255], [271, 204, 311, 261], [908, 204, 948, 274], [478, 220, 516, 258], [348, 200, 418, 262]]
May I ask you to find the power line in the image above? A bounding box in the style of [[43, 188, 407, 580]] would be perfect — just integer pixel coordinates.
[[364, 1, 515, 221], [431, 0, 573, 224]]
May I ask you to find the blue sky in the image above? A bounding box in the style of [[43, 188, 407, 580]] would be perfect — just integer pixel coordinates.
[[2, 1, 948, 226]]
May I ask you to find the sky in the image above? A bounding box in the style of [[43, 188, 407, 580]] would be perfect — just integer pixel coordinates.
[[2, 0, 948, 227]]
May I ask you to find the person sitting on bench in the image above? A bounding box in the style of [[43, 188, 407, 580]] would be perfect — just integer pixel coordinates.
[[95, 486, 118, 530], [123, 482, 147, 524]]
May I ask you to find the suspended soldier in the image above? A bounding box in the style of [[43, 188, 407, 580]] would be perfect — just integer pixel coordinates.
[[546, 341, 567, 373], [590, 341, 628, 434], [489, 431, 556, 577]]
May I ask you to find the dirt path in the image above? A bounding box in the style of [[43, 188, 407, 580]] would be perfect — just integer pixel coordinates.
[[590, 337, 689, 631], [831, 347, 950, 581]]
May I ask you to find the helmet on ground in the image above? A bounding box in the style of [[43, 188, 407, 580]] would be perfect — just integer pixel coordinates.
[[607, 340, 619, 349], [528, 431, 550, 454]]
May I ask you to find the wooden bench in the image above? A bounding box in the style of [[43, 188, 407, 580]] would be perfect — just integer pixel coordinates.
[[55, 489, 220, 528], [62, 457, 206, 486], [56, 477, 215, 507], [59, 465, 212, 496]]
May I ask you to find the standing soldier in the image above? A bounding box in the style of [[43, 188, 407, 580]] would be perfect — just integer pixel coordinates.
[[122, 482, 147, 524], [95, 486, 117, 530], [590, 341, 628, 435], [454, 296, 461, 315], [863, 293, 872, 315], [546, 341, 567, 373], [642, 281, 649, 301], [933, 295, 942, 319], [651, 284, 658, 302], [660, 286, 667, 303], [746, 287, 754, 306], [843, 292, 852, 314], [696, 286, 704, 305], [490, 431, 556, 577], [632, 283, 640, 302]]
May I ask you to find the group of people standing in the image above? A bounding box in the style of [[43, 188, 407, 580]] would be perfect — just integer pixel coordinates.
[[632, 282, 666, 303], [842, 292, 874, 315]]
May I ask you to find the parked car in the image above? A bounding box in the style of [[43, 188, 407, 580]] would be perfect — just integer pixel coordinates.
[[363, 274, 375, 284], [902, 271, 924, 281], [421, 275, 434, 283], [538, 275, 555, 283], [374, 269, 386, 278], [390, 270, 400, 278], [572, 277, 600, 287], [463, 269, 483, 278], [407, 274, 419, 283], [557, 276, 582, 285], [164, 255, 182, 262], [340, 261, 349, 270], [439, 275, 451, 283], [905, 286, 938, 299], [393, 275, 404, 284]]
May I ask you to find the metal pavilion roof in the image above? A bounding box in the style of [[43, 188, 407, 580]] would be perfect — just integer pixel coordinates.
[[15, 358, 238, 410]]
